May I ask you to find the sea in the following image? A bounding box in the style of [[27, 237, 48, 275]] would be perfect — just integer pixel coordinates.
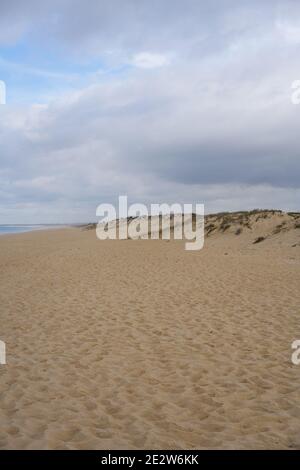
[[0, 225, 66, 235]]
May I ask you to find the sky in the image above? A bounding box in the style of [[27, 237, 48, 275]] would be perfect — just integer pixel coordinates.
[[0, 0, 300, 223]]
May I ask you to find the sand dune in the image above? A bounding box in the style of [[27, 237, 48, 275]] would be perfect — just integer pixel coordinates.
[[0, 211, 299, 449]]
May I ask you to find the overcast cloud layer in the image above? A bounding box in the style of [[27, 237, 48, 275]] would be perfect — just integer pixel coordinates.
[[0, 0, 300, 223]]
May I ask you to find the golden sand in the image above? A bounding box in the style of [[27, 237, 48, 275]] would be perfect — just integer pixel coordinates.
[[0, 215, 300, 449]]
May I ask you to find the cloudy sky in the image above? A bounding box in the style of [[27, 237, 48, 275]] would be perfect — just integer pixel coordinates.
[[0, 0, 300, 223]]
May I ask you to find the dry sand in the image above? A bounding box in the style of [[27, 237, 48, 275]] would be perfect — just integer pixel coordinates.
[[0, 213, 300, 449]]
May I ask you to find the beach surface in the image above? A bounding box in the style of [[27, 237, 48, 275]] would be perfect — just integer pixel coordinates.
[[0, 217, 300, 449]]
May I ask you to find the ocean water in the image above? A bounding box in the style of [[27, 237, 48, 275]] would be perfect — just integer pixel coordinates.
[[0, 225, 63, 235]]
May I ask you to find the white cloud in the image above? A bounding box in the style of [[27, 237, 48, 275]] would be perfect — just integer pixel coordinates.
[[131, 52, 170, 69], [276, 19, 300, 44]]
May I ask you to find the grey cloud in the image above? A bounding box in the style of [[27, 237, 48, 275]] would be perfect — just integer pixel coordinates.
[[0, 1, 284, 55], [0, 1, 300, 222]]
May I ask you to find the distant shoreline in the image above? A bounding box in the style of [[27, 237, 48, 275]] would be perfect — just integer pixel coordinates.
[[0, 224, 73, 236]]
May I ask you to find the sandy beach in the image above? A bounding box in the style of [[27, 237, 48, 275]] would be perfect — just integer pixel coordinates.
[[0, 213, 300, 449]]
